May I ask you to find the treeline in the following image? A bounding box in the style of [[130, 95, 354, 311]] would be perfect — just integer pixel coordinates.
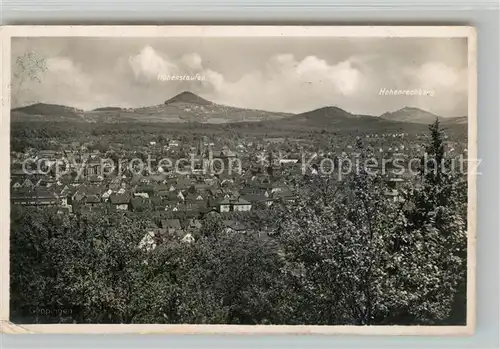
[[9, 121, 271, 152], [10, 120, 468, 325], [11, 120, 466, 153], [11, 121, 313, 150]]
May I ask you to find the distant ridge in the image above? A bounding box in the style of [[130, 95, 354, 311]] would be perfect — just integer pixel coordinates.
[[290, 106, 363, 122], [258, 105, 407, 132], [12, 103, 83, 116], [379, 106, 443, 124], [93, 107, 124, 112], [10, 95, 467, 129], [11, 92, 290, 123], [442, 116, 468, 125]]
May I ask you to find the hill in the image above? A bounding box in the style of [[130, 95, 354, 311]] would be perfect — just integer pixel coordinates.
[[11, 92, 291, 124], [287, 106, 371, 124], [10, 96, 468, 133], [11, 103, 84, 121], [380, 106, 452, 124], [164, 91, 212, 106], [259, 105, 425, 133]]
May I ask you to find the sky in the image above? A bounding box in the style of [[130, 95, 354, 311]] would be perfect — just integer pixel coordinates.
[[11, 36, 469, 117]]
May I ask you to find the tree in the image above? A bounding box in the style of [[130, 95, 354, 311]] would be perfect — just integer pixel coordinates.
[[277, 173, 407, 325], [176, 233, 287, 324], [276, 158, 466, 325], [10, 209, 169, 323], [12, 51, 48, 106], [199, 213, 224, 238], [401, 118, 468, 324]]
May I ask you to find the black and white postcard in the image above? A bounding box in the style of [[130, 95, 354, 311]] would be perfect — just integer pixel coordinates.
[[0, 26, 477, 334]]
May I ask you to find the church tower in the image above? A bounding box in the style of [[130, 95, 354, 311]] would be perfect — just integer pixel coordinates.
[[198, 138, 205, 158]]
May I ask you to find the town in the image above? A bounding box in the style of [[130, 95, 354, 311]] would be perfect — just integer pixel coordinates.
[[10, 124, 467, 247]]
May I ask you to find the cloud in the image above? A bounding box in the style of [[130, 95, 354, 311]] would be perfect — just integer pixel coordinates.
[[181, 53, 203, 71], [208, 54, 364, 113], [398, 62, 468, 116], [125, 46, 223, 96], [45, 57, 92, 89], [13, 56, 103, 109], [12, 44, 469, 116], [128, 46, 178, 83], [402, 61, 467, 91], [121, 48, 365, 113]]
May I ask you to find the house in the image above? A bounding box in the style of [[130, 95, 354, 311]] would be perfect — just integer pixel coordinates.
[[214, 196, 252, 212], [134, 185, 154, 198], [57, 188, 72, 207], [161, 219, 182, 231], [139, 177, 152, 185], [101, 189, 113, 202], [72, 185, 103, 204], [72, 190, 86, 204], [181, 232, 195, 243], [202, 210, 222, 220], [164, 200, 180, 212], [84, 194, 101, 207], [21, 178, 35, 188], [176, 190, 185, 202], [232, 197, 252, 212], [162, 226, 195, 244], [222, 189, 239, 200], [175, 203, 199, 216], [222, 220, 247, 234], [33, 189, 59, 206], [11, 188, 59, 206], [138, 231, 157, 252], [242, 193, 269, 208], [193, 183, 212, 191], [88, 175, 104, 184], [109, 194, 130, 211], [185, 218, 202, 232], [217, 198, 232, 212], [208, 187, 224, 198], [272, 188, 297, 203], [155, 187, 171, 197], [84, 159, 102, 177], [37, 178, 57, 188], [213, 146, 237, 159], [185, 192, 206, 204]]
